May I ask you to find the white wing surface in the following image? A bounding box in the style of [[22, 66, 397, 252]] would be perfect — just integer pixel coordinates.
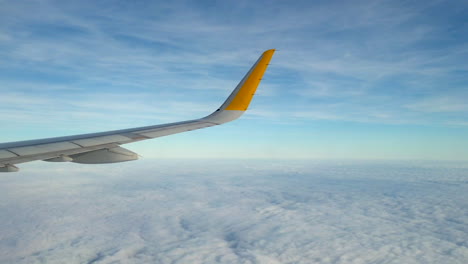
[[0, 50, 275, 172]]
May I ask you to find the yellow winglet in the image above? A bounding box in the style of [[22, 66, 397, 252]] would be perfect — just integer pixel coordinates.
[[224, 49, 275, 111]]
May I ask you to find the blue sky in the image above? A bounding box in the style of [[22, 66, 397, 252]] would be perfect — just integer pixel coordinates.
[[1, 0, 468, 160]]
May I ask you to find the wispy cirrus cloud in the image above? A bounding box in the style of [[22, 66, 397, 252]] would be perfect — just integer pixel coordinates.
[[1, 0, 468, 159], [406, 95, 468, 113]]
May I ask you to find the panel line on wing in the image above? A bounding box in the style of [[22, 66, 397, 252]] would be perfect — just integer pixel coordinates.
[[5, 149, 20, 157], [0, 150, 19, 159], [204, 121, 221, 126], [119, 132, 152, 141], [70, 141, 85, 148]]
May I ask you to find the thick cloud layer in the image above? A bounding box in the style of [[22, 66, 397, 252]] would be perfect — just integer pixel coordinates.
[[0, 160, 467, 263]]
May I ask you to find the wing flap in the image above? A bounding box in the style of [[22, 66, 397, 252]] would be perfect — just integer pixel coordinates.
[[9, 142, 80, 156], [1, 143, 119, 166], [0, 150, 17, 159], [72, 135, 132, 147]]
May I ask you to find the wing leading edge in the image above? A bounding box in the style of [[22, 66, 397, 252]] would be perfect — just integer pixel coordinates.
[[0, 49, 275, 172]]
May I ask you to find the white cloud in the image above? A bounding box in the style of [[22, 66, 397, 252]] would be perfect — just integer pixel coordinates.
[[1, 0, 468, 128], [406, 96, 468, 113], [0, 160, 467, 263]]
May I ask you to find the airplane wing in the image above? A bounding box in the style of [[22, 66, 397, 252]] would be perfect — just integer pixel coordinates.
[[0, 49, 275, 172]]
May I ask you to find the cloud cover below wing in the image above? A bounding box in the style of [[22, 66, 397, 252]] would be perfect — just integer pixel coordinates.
[[0, 160, 467, 263]]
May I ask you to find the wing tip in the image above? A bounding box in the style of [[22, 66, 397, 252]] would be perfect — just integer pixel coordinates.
[[203, 49, 275, 124], [263, 49, 276, 55]]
